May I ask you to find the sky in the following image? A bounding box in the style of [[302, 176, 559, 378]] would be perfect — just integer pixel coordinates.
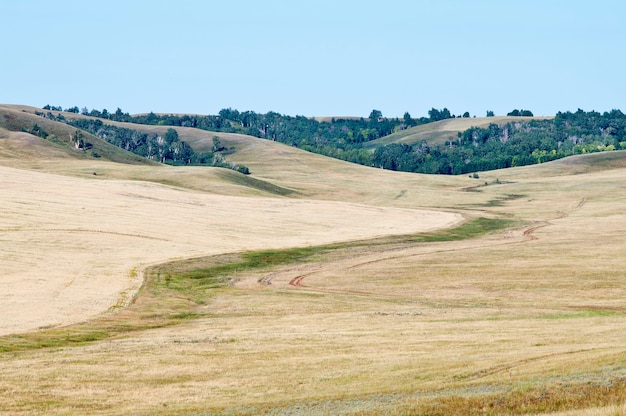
[[2, 0, 625, 118]]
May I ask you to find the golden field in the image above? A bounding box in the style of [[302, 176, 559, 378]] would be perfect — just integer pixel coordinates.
[[0, 105, 624, 415]]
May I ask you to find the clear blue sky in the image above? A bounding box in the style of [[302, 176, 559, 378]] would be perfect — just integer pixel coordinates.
[[2, 0, 625, 118]]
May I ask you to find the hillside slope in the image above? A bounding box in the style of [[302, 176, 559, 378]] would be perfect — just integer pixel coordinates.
[[5, 105, 622, 209], [0, 105, 154, 165], [364, 115, 553, 149], [7, 105, 620, 210], [2, 105, 476, 207], [0, 105, 299, 197]]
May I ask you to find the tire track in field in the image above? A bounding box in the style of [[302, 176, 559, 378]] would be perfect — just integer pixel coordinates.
[[288, 272, 317, 287], [285, 239, 521, 293], [524, 197, 586, 240], [284, 239, 514, 297], [286, 198, 589, 293], [522, 221, 550, 240], [460, 347, 603, 381]]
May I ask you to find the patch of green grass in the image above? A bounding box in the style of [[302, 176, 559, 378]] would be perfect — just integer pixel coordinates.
[[0, 329, 110, 353], [169, 312, 211, 320], [406, 217, 517, 243], [167, 247, 323, 283], [463, 193, 526, 208], [484, 193, 526, 207], [242, 246, 323, 266], [154, 246, 329, 303], [541, 309, 622, 320]]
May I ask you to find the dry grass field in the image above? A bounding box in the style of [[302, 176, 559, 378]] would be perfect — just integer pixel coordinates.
[[0, 106, 625, 415]]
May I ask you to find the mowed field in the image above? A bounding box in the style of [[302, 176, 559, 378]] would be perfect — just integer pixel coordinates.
[[0, 107, 625, 415]]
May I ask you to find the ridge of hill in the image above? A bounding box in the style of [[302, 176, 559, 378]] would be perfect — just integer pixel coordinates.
[[0, 105, 300, 197], [363, 115, 553, 149], [0, 105, 153, 165], [24, 104, 626, 177], [7, 104, 261, 156], [0, 104, 502, 210], [18, 107, 473, 206], [4, 104, 626, 205]]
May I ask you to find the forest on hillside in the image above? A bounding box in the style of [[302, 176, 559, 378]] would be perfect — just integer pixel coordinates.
[[374, 110, 626, 174], [33, 111, 250, 174], [40, 105, 626, 175], [41, 106, 459, 166]]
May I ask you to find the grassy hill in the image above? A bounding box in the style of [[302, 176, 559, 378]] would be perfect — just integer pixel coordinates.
[[1, 104, 625, 415], [363, 115, 553, 149], [0, 104, 154, 165], [0, 105, 476, 206], [0, 105, 301, 197]]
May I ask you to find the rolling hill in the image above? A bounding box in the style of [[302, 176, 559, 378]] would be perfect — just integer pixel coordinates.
[[363, 115, 553, 149], [0, 104, 154, 165], [1, 104, 625, 416], [0, 105, 477, 206]]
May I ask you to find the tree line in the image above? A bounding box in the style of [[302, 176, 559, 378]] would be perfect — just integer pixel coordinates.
[[66, 118, 196, 165], [373, 109, 626, 174], [40, 104, 624, 176], [35, 111, 250, 173], [43, 104, 484, 164]]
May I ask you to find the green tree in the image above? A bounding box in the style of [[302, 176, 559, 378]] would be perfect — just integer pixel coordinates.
[[164, 128, 179, 145], [212, 136, 224, 152], [403, 111, 412, 126], [429, 107, 453, 122], [428, 108, 441, 121], [369, 109, 382, 122]]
